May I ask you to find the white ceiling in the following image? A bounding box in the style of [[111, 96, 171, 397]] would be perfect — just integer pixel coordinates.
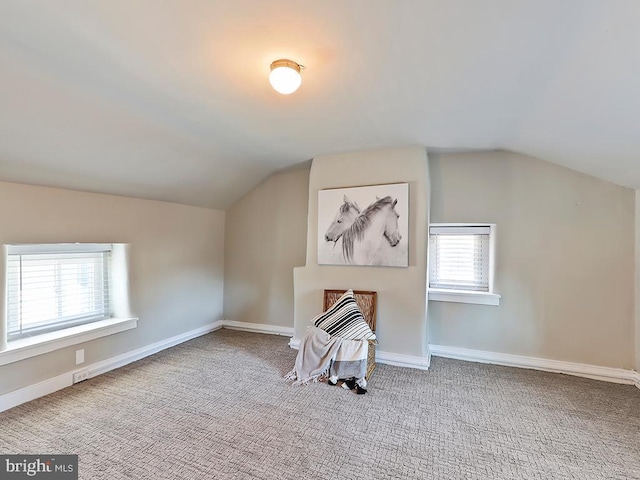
[[1, 1, 639, 209]]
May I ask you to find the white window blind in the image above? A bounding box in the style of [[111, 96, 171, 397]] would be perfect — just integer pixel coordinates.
[[6, 244, 111, 340], [429, 225, 491, 292]]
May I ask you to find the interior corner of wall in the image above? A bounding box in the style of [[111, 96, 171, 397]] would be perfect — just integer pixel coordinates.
[[0, 245, 6, 351], [635, 190, 640, 371]]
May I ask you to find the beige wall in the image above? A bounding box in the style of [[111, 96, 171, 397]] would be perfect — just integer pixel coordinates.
[[224, 166, 310, 327], [0, 181, 225, 395], [636, 191, 640, 372], [294, 147, 430, 357], [429, 151, 635, 369]]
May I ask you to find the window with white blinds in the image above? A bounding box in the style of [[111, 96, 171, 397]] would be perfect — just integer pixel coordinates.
[[6, 244, 112, 341], [429, 225, 492, 292]]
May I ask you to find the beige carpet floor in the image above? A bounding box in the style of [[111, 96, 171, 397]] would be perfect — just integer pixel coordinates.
[[1, 329, 639, 479]]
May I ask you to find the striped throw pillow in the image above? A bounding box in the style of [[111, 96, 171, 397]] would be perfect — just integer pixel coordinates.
[[313, 290, 376, 341]]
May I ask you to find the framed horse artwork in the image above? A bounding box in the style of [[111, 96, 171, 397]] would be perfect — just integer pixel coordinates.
[[318, 183, 409, 267]]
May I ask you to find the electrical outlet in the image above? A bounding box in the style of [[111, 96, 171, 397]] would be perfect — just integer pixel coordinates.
[[75, 349, 85, 365], [73, 370, 90, 384]]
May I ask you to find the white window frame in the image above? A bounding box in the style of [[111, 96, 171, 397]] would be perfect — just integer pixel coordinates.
[[6, 243, 112, 341], [428, 223, 501, 306], [0, 243, 137, 366]]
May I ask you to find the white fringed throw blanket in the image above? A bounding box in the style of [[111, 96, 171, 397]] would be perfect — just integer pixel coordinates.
[[330, 338, 368, 380], [286, 327, 369, 386], [285, 327, 342, 385]]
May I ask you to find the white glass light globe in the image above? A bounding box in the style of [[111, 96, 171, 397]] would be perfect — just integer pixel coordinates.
[[269, 65, 302, 95]]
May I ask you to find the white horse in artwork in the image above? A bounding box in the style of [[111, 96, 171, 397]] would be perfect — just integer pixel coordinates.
[[324, 195, 361, 243], [341, 196, 402, 265]]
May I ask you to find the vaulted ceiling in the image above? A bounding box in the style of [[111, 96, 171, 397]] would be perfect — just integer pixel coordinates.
[[1, 1, 639, 208]]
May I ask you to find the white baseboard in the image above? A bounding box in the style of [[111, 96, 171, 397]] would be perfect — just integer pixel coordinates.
[[0, 320, 224, 413], [0, 373, 73, 413], [376, 350, 431, 371], [429, 344, 638, 386], [288, 337, 431, 371], [6, 325, 634, 414], [79, 321, 225, 380], [0, 320, 294, 412], [222, 320, 293, 337]]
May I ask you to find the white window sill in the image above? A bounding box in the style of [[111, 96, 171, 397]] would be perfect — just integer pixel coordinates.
[[0, 317, 138, 366], [428, 288, 501, 306]]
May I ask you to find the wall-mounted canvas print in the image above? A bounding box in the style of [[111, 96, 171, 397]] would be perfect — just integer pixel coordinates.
[[318, 183, 409, 267]]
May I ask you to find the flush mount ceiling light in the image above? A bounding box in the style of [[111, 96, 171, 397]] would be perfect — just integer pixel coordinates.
[[269, 59, 303, 94]]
